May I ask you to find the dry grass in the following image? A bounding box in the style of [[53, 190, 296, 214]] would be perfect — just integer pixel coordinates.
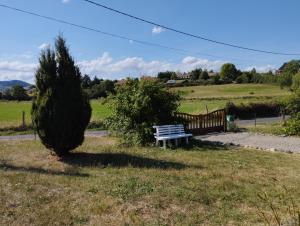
[[0, 137, 299, 225]]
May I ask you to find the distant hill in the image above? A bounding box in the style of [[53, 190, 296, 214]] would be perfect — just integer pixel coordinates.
[[0, 80, 32, 91]]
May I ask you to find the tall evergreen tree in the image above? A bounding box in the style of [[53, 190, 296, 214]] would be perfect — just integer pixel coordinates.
[[32, 36, 91, 156]]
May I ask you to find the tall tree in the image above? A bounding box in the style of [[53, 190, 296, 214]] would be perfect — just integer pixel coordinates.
[[32, 36, 91, 156], [11, 85, 30, 101], [279, 60, 300, 75], [220, 63, 239, 81], [200, 70, 209, 80]]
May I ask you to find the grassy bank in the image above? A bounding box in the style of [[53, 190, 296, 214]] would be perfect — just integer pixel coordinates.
[[0, 137, 299, 225]]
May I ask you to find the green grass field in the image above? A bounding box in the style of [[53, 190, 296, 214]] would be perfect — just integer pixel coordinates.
[[0, 84, 290, 128], [0, 100, 111, 128], [173, 83, 291, 99], [0, 137, 299, 225]]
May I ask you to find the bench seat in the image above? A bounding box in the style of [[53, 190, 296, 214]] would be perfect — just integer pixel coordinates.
[[153, 124, 193, 149], [154, 133, 192, 141]]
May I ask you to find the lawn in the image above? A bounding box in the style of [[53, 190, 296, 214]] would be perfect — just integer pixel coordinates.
[[0, 137, 299, 225], [0, 84, 291, 128]]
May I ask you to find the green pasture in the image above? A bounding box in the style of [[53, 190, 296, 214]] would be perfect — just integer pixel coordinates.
[[172, 83, 290, 99], [0, 84, 290, 128]]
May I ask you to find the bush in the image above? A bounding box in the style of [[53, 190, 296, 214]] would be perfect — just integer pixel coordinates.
[[285, 90, 300, 116], [225, 102, 284, 119], [105, 78, 180, 145], [235, 73, 249, 84], [292, 71, 300, 91], [11, 85, 30, 101], [285, 112, 300, 135], [32, 36, 91, 156]]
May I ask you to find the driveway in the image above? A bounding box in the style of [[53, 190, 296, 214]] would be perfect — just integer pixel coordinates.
[[0, 130, 107, 141], [196, 132, 300, 153], [236, 116, 290, 127]]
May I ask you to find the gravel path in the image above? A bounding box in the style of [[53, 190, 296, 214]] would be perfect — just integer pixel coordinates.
[[0, 130, 107, 141], [196, 132, 300, 153]]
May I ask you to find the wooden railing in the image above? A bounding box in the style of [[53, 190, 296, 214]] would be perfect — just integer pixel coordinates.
[[174, 109, 227, 135]]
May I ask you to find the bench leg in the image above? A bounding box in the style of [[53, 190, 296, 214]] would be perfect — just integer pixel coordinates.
[[156, 139, 159, 146], [175, 139, 178, 146], [163, 140, 167, 149], [185, 137, 189, 145]]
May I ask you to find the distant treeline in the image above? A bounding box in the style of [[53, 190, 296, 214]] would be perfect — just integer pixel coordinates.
[[1, 60, 299, 101], [0, 85, 32, 101], [158, 60, 300, 88]]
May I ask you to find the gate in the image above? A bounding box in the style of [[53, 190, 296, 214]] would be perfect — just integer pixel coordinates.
[[174, 109, 227, 135]]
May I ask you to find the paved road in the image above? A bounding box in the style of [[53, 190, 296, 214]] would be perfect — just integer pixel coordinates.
[[0, 130, 107, 141], [196, 132, 300, 153], [236, 116, 290, 127]]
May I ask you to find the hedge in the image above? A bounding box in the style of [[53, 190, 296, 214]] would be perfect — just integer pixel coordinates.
[[225, 102, 286, 119]]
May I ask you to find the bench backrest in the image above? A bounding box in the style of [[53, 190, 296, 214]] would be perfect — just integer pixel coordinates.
[[153, 124, 185, 136]]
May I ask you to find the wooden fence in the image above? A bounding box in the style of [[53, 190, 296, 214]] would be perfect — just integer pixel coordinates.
[[174, 109, 227, 135]]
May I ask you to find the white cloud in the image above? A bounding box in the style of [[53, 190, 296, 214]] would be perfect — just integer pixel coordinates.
[[152, 26, 165, 34], [62, 0, 71, 4], [38, 43, 51, 50], [0, 60, 37, 83], [244, 64, 276, 73], [0, 53, 225, 82], [2, 52, 278, 83], [78, 52, 224, 79]]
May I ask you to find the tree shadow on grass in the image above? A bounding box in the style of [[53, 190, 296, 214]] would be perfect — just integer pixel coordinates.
[[0, 162, 89, 177], [61, 152, 202, 170], [180, 138, 231, 152]]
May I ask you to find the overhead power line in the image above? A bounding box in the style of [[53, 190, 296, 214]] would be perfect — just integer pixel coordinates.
[[83, 0, 300, 56], [0, 3, 241, 61]]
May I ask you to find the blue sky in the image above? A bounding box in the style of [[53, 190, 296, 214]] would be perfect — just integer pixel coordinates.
[[0, 0, 299, 83]]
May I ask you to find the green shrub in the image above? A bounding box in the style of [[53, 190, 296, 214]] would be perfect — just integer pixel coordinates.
[[225, 102, 284, 119], [285, 90, 300, 116], [285, 112, 300, 135], [292, 71, 300, 91], [32, 36, 91, 156], [105, 78, 180, 145], [235, 73, 249, 84]]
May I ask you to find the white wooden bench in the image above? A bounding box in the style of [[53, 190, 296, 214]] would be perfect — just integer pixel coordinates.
[[153, 124, 193, 149]]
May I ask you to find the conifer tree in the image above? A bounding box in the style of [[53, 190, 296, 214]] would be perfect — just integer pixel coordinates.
[[32, 36, 91, 156]]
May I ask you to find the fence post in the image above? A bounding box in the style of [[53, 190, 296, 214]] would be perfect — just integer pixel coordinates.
[[223, 110, 227, 132], [22, 111, 26, 128], [282, 108, 286, 126]]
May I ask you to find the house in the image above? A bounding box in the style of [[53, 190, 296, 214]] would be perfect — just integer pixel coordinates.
[[176, 72, 190, 79]]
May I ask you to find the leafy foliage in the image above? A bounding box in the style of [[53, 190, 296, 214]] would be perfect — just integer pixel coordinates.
[[105, 78, 180, 145], [11, 85, 30, 101], [31, 36, 91, 156], [285, 112, 300, 136], [157, 71, 177, 82], [225, 101, 283, 119], [220, 63, 240, 81], [279, 60, 300, 75], [292, 71, 300, 91], [200, 70, 209, 80], [0, 85, 30, 101], [190, 68, 202, 80]]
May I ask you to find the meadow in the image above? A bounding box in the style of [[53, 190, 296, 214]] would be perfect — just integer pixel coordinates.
[[0, 137, 299, 225], [0, 84, 290, 128]]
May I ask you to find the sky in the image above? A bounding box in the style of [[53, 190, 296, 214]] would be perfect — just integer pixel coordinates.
[[0, 0, 300, 83]]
